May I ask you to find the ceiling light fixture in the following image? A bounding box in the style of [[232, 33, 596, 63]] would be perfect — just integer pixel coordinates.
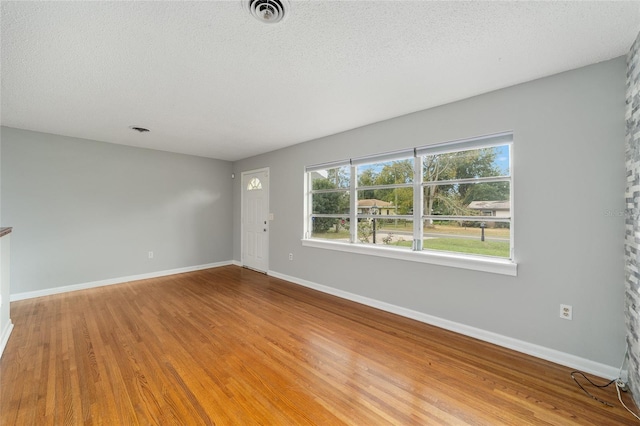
[[129, 126, 150, 133], [245, 0, 289, 24]]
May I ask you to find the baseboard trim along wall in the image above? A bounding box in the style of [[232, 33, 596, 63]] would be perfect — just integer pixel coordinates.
[[0, 321, 14, 359], [7, 263, 620, 380], [10, 261, 234, 302], [268, 270, 621, 380]]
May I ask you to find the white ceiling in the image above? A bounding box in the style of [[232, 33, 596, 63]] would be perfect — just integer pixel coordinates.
[[2, 1, 639, 162]]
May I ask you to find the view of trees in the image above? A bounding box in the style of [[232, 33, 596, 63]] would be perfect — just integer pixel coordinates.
[[358, 160, 413, 215], [355, 147, 509, 223], [423, 147, 509, 225], [311, 167, 349, 233], [311, 146, 510, 232]]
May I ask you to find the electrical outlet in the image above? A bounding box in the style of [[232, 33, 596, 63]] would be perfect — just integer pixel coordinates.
[[560, 304, 572, 320], [288, 253, 293, 261], [148, 251, 154, 259]]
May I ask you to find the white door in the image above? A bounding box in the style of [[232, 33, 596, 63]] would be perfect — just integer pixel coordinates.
[[242, 169, 269, 272]]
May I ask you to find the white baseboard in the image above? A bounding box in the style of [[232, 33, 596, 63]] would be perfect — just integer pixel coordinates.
[[6, 263, 621, 380], [0, 320, 14, 359], [10, 261, 234, 302], [268, 270, 620, 380]]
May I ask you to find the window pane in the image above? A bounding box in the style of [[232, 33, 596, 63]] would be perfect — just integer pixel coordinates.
[[423, 219, 510, 258], [423, 145, 510, 182], [312, 192, 349, 215], [310, 166, 350, 189], [357, 188, 412, 216], [356, 217, 413, 248], [357, 159, 414, 186], [311, 217, 351, 240], [424, 182, 510, 217]]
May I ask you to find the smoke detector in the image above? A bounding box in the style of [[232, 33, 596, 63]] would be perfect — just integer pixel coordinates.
[[245, 0, 289, 24]]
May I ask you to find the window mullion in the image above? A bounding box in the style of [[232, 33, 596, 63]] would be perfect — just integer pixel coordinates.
[[304, 171, 311, 239], [510, 143, 515, 260], [357, 183, 413, 191], [423, 176, 510, 186], [350, 164, 357, 244], [413, 155, 423, 251], [423, 215, 511, 221]]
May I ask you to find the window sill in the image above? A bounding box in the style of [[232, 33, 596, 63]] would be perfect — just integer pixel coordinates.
[[301, 239, 517, 276]]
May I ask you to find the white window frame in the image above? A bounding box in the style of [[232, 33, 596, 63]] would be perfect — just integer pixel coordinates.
[[303, 132, 516, 276]]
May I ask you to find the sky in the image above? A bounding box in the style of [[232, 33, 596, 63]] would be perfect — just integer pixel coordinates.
[[356, 144, 511, 179], [495, 145, 510, 175]]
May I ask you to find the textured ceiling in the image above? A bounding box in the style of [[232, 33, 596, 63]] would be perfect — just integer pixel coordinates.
[[2, 1, 639, 161]]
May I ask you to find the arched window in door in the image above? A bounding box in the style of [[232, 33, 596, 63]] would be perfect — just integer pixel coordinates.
[[247, 177, 262, 191]]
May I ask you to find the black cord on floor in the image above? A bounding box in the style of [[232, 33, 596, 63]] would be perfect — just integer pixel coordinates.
[[570, 371, 616, 407]]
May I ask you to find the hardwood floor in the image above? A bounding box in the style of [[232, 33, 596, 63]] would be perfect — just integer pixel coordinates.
[[1, 266, 638, 425]]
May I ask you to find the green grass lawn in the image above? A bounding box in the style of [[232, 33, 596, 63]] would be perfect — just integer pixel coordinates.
[[315, 224, 510, 239], [313, 227, 510, 258], [392, 238, 509, 257], [379, 223, 510, 238], [421, 238, 509, 257], [312, 231, 350, 240]]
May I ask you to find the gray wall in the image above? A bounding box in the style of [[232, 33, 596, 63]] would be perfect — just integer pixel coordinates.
[[1, 127, 233, 294], [233, 57, 627, 368]]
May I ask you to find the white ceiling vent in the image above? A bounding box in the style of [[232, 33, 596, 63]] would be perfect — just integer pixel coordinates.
[[245, 0, 289, 24]]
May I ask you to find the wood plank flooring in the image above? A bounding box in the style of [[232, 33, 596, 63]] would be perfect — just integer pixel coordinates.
[[1, 265, 638, 425]]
